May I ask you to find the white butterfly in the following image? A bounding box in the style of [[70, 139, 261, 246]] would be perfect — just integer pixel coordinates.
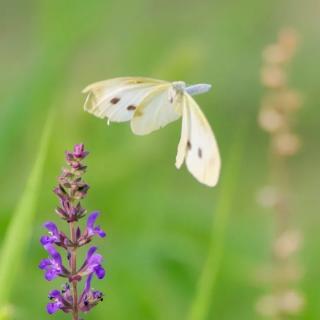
[[83, 77, 221, 187]]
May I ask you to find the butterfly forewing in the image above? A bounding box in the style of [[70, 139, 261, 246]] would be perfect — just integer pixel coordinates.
[[83, 77, 167, 123]]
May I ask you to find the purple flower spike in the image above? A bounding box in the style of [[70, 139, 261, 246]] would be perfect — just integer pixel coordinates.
[[39, 144, 106, 317]]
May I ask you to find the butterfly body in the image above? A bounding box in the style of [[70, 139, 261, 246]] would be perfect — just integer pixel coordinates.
[[172, 81, 187, 92], [185, 83, 212, 96], [83, 77, 221, 187]]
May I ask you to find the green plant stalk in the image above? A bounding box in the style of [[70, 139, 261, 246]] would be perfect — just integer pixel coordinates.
[[0, 111, 54, 306], [188, 125, 246, 320]]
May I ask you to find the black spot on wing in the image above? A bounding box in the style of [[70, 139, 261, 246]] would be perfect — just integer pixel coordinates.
[[198, 148, 202, 159], [110, 97, 120, 104], [187, 140, 192, 150], [127, 105, 136, 111]]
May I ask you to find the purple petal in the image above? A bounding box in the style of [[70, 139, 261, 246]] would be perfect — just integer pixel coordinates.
[[45, 270, 58, 281], [47, 302, 60, 314], [39, 259, 51, 269], [79, 274, 104, 313], [73, 144, 88, 159], [86, 247, 97, 260], [79, 250, 104, 278], [49, 290, 61, 299], [78, 274, 93, 305], [45, 245, 62, 266], [87, 212, 99, 229], [74, 144, 84, 157], [88, 253, 103, 266], [40, 235, 54, 245], [44, 222, 59, 235], [85, 274, 93, 293], [94, 265, 105, 279], [92, 290, 103, 300], [94, 226, 106, 238]]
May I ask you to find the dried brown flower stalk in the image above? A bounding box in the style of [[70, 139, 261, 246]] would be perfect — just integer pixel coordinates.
[[256, 29, 304, 319]]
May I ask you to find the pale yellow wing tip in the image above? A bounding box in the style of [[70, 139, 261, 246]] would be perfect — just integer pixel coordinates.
[[82, 86, 93, 112], [83, 91, 101, 116], [82, 85, 91, 94], [175, 157, 183, 169], [83, 92, 91, 110], [176, 171, 221, 187], [195, 173, 220, 187], [203, 176, 220, 187], [130, 123, 150, 136], [203, 162, 221, 187], [175, 161, 221, 187], [194, 167, 221, 187]]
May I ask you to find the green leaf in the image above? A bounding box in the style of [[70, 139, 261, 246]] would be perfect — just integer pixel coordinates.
[[0, 111, 54, 306]]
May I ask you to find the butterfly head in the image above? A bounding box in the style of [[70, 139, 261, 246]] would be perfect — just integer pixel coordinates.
[[172, 81, 187, 93]]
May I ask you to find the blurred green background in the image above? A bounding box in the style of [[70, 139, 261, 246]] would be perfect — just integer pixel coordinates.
[[0, 0, 319, 319]]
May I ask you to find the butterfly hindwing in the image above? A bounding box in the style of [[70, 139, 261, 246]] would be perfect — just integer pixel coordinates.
[[130, 85, 182, 135], [176, 94, 221, 187]]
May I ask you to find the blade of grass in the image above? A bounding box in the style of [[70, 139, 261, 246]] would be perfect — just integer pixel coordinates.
[[188, 124, 246, 320], [0, 110, 54, 306]]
